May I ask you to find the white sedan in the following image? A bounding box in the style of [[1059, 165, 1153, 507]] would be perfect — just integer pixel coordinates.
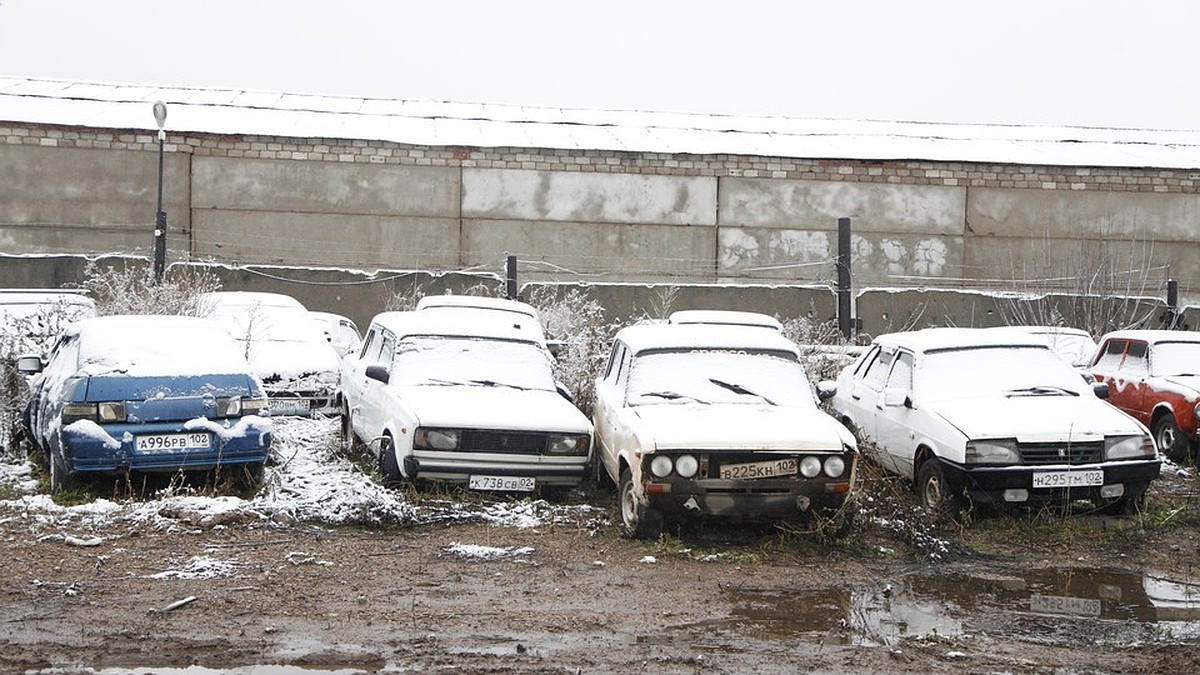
[[829, 327, 1159, 515], [593, 320, 858, 539]]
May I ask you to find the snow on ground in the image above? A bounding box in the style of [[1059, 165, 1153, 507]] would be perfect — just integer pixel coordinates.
[[441, 542, 535, 560], [0, 416, 604, 535]]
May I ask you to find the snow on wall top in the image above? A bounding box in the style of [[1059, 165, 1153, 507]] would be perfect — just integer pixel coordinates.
[[3, 76, 1200, 169]]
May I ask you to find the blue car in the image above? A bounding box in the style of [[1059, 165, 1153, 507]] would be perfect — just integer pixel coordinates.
[[18, 315, 273, 493]]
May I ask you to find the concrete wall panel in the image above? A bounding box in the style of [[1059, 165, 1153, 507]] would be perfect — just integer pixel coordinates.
[[719, 177, 965, 234], [192, 210, 461, 269], [462, 169, 717, 226], [193, 157, 460, 217], [0, 145, 189, 228], [968, 188, 1200, 241], [962, 235, 1198, 291], [461, 219, 715, 278]]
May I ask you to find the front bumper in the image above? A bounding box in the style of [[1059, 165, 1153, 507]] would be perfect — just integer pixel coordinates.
[[407, 450, 590, 487], [62, 419, 272, 475], [940, 457, 1162, 504], [645, 476, 852, 517]]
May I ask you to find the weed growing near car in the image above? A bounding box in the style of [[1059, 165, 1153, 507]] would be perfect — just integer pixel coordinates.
[[83, 259, 221, 316]]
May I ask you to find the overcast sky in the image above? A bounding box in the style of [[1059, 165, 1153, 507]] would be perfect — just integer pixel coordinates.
[[1, 0, 1197, 130]]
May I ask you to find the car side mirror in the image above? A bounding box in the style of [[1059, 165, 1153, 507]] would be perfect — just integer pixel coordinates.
[[883, 387, 912, 408], [556, 381, 575, 403], [15, 354, 43, 374], [816, 380, 837, 401], [365, 365, 390, 384], [1092, 382, 1110, 399]]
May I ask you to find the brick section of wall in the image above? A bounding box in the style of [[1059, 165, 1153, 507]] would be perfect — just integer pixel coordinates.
[[2, 122, 1197, 194]]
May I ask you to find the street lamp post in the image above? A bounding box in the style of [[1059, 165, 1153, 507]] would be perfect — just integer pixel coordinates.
[[152, 101, 168, 283]]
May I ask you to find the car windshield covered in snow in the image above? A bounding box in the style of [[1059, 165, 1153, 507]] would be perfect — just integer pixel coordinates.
[[1149, 342, 1200, 377], [919, 345, 1091, 399], [626, 348, 817, 407], [390, 336, 556, 392]]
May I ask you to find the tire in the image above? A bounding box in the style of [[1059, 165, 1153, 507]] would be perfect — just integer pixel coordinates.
[[378, 434, 403, 486], [916, 459, 960, 517], [618, 467, 662, 540], [1152, 415, 1190, 463]]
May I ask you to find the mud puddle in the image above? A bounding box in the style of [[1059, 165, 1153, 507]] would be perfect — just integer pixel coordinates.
[[670, 566, 1200, 649]]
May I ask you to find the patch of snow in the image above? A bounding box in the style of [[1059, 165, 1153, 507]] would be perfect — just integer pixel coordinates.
[[640, 555, 657, 564], [149, 556, 239, 579], [442, 542, 535, 560], [63, 420, 122, 450]]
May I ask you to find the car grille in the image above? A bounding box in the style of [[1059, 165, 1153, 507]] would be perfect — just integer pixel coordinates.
[[1018, 442, 1103, 466], [460, 430, 548, 454]]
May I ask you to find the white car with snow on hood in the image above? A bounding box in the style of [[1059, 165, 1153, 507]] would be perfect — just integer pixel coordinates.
[[339, 310, 593, 496], [593, 319, 858, 539], [196, 291, 341, 417], [829, 327, 1159, 515]]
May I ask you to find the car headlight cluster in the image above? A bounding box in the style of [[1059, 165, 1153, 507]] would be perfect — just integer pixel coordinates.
[[414, 428, 460, 450], [546, 434, 590, 455], [965, 439, 1020, 465], [217, 396, 269, 418], [1104, 434, 1155, 460], [649, 454, 700, 478]]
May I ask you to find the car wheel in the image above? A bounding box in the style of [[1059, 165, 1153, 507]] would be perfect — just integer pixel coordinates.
[[618, 467, 662, 540], [916, 459, 960, 517], [48, 449, 75, 495], [1152, 415, 1190, 463], [378, 434, 403, 486]]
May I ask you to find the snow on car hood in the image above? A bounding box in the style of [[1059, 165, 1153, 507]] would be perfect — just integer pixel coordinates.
[[931, 395, 1144, 441], [247, 340, 340, 385], [631, 404, 850, 452], [396, 385, 592, 433], [1155, 375, 1200, 397]]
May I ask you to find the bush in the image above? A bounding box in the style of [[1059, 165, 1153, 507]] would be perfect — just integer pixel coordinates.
[[526, 286, 621, 418], [83, 260, 221, 316]]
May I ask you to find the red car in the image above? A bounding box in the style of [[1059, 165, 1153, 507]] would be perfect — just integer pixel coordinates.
[[1091, 330, 1200, 461]]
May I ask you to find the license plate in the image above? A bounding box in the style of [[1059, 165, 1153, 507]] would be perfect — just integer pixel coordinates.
[[469, 475, 535, 492], [1031, 469, 1103, 488], [269, 398, 311, 414], [135, 432, 211, 452], [720, 457, 798, 480], [1030, 594, 1101, 616]]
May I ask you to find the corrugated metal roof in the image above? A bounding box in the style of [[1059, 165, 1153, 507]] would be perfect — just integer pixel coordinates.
[[2, 76, 1200, 169]]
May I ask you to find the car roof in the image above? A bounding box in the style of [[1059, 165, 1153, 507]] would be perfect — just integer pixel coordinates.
[[415, 295, 540, 321], [310, 311, 358, 328], [68, 315, 251, 374], [0, 289, 94, 306], [988, 325, 1092, 339], [667, 309, 782, 331], [368, 310, 547, 345], [1097, 329, 1200, 344], [196, 291, 307, 311], [615, 322, 801, 355], [872, 327, 1052, 353]]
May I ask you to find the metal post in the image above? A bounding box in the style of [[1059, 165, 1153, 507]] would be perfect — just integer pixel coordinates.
[[1167, 278, 1180, 329], [152, 102, 168, 283], [506, 255, 518, 299], [837, 217, 852, 340]]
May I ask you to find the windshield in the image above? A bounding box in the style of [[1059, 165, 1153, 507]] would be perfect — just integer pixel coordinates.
[[626, 349, 816, 407], [390, 336, 556, 392], [1151, 342, 1200, 377], [919, 345, 1090, 398]]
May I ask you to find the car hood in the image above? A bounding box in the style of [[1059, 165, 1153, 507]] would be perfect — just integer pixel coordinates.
[[397, 385, 592, 433], [630, 404, 850, 451], [1157, 375, 1200, 396], [249, 341, 341, 384], [930, 395, 1144, 441]]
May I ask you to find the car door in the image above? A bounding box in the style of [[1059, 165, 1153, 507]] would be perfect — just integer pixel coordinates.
[[843, 345, 893, 443], [591, 342, 630, 482], [341, 327, 375, 432], [32, 333, 82, 454], [1116, 340, 1151, 426], [357, 329, 396, 443], [1093, 339, 1136, 417], [874, 350, 917, 478]]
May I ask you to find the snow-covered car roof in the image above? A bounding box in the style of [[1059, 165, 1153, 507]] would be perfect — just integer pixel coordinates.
[[415, 295, 541, 323], [69, 315, 253, 376], [872, 327, 1052, 354], [666, 310, 782, 331], [310, 311, 358, 330], [369, 310, 547, 345], [195, 291, 307, 313], [0, 289, 95, 318], [615, 323, 801, 355], [1097, 329, 1200, 344]]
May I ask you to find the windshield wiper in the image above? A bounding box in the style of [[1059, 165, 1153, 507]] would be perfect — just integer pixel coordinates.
[[709, 378, 776, 405], [468, 378, 530, 391], [638, 390, 706, 404], [1006, 385, 1077, 397]]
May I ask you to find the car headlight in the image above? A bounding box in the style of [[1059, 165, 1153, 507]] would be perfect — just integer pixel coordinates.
[[546, 434, 590, 455], [216, 397, 242, 417], [1105, 434, 1156, 460], [62, 403, 96, 424], [97, 401, 126, 423], [649, 455, 674, 478], [675, 454, 699, 478], [800, 456, 822, 478], [415, 428, 460, 450], [965, 439, 1020, 465], [241, 396, 269, 417], [823, 455, 846, 478]]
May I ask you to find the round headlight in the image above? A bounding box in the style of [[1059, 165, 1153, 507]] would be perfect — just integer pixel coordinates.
[[675, 454, 699, 478], [823, 456, 846, 478], [650, 455, 674, 478], [800, 456, 822, 478]]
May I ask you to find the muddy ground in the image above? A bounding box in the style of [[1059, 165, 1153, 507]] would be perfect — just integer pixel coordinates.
[[5, 461, 1200, 675]]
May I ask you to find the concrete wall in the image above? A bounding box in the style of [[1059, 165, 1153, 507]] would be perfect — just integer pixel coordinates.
[[2, 122, 1199, 304]]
